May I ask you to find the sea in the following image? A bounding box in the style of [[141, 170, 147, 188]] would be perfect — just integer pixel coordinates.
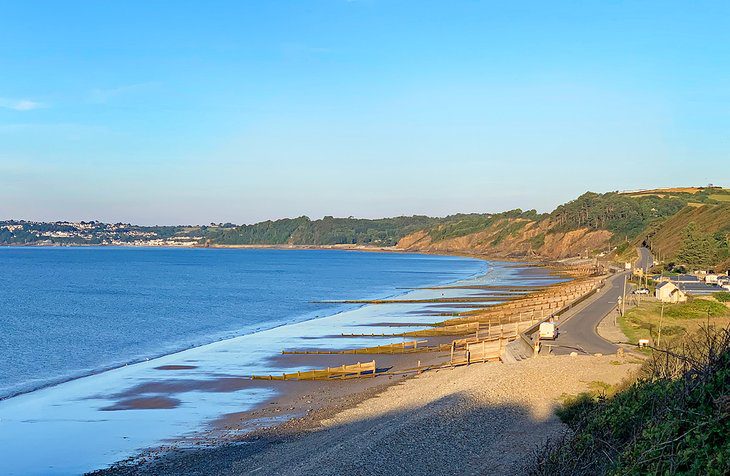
[[0, 247, 485, 400], [0, 247, 552, 474]]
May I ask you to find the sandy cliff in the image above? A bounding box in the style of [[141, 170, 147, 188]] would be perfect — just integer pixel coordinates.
[[396, 218, 612, 260]]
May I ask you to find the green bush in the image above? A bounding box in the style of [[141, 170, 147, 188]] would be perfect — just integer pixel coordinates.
[[714, 291, 730, 303], [527, 327, 730, 476], [530, 233, 546, 249], [555, 393, 596, 425]]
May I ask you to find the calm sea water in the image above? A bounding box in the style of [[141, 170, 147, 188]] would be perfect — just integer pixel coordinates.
[[0, 247, 485, 399]]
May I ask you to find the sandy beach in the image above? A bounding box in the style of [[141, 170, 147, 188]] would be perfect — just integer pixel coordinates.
[[95, 353, 640, 475]]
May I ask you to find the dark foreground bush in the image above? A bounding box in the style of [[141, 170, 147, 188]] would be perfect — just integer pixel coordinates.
[[526, 327, 730, 476]]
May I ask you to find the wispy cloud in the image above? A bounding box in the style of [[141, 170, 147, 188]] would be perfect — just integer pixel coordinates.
[[88, 82, 160, 104], [0, 98, 45, 111]]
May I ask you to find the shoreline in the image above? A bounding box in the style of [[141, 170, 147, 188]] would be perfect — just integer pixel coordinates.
[[88, 263, 573, 475], [3, 248, 525, 475], [0, 249, 489, 402], [1, 248, 585, 475], [0, 241, 552, 264], [0, 249, 489, 403]]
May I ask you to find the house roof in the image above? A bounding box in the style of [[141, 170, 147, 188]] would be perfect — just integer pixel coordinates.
[[678, 282, 719, 295], [656, 282, 676, 290]]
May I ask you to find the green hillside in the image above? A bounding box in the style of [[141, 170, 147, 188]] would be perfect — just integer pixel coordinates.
[[643, 204, 730, 269], [203, 215, 444, 246], [3, 187, 728, 255]]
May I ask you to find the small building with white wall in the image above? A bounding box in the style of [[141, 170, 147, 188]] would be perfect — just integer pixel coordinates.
[[656, 282, 687, 303]]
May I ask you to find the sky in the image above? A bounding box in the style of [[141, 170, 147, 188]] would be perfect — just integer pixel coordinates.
[[1, 0, 728, 225]]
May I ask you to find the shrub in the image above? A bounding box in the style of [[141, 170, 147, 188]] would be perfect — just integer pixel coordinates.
[[714, 291, 730, 303], [555, 393, 597, 425], [526, 326, 730, 476]]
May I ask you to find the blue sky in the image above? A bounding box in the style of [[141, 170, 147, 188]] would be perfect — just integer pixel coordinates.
[[1, 1, 728, 225]]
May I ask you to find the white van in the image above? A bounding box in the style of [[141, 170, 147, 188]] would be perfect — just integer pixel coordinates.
[[539, 322, 558, 340]]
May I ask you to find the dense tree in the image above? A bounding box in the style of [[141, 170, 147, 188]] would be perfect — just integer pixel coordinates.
[[677, 223, 719, 270], [550, 192, 687, 238]]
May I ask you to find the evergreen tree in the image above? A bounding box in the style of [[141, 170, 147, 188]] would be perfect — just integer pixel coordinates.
[[677, 222, 718, 270]]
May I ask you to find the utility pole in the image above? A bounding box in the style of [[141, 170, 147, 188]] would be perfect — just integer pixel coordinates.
[[657, 302, 665, 347], [621, 274, 628, 316]]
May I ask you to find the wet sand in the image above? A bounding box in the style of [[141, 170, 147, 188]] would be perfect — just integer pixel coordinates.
[[154, 365, 199, 371]]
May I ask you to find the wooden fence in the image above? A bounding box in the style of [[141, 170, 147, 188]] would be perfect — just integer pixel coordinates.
[[449, 338, 504, 366]]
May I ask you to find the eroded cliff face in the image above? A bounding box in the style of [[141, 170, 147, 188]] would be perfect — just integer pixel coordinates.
[[395, 218, 612, 259]]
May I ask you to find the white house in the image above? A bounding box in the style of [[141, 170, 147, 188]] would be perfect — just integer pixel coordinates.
[[655, 282, 687, 303]]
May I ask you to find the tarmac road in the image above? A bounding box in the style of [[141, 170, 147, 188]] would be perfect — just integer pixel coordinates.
[[637, 246, 654, 272], [540, 247, 654, 356]]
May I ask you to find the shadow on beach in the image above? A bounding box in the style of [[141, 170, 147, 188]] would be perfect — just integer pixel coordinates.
[[89, 391, 562, 476]]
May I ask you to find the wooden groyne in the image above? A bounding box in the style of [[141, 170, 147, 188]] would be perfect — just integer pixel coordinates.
[[312, 296, 519, 305], [255, 266, 607, 382], [251, 361, 377, 381], [282, 340, 429, 355], [402, 314, 541, 337], [442, 277, 604, 326]]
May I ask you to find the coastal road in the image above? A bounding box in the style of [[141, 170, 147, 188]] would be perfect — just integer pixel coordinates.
[[546, 272, 626, 355], [637, 246, 654, 272], [543, 247, 654, 355]]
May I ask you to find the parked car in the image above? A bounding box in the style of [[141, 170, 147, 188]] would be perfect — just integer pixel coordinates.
[[633, 288, 650, 295]]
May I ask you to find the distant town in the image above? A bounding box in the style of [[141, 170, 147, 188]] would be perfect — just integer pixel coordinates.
[[0, 220, 204, 247]]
